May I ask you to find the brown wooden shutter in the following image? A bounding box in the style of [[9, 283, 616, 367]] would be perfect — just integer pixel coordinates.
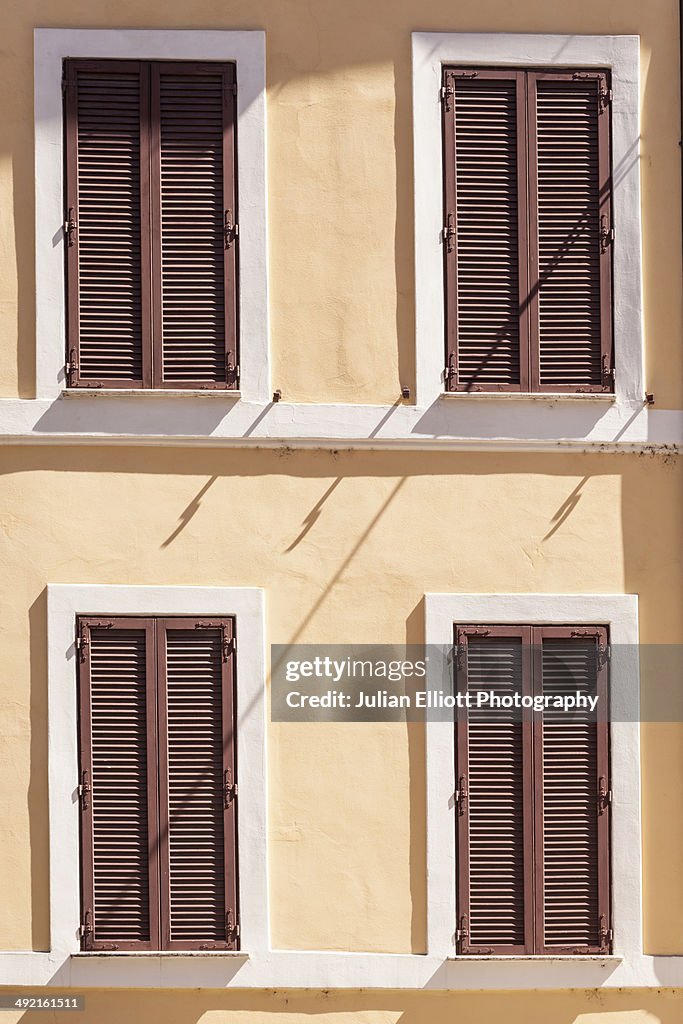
[[455, 626, 534, 953], [151, 63, 238, 389], [65, 59, 238, 391], [157, 618, 238, 949], [77, 618, 159, 950], [65, 62, 152, 388], [442, 68, 613, 394], [443, 71, 529, 391], [534, 626, 611, 953], [528, 73, 613, 392], [454, 623, 611, 956]]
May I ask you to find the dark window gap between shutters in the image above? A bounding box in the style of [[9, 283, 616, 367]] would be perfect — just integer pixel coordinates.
[[442, 67, 613, 395], [454, 623, 611, 956]]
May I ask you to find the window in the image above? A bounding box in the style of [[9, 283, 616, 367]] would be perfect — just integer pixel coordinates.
[[441, 67, 613, 394], [454, 624, 610, 955], [64, 59, 238, 390], [76, 615, 238, 951]]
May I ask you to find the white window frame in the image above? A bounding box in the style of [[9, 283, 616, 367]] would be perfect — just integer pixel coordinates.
[[34, 29, 270, 403], [46, 584, 268, 962], [424, 593, 641, 962], [412, 33, 644, 410]]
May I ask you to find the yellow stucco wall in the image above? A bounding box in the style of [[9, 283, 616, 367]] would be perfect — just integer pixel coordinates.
[[1, 986, 682, 1024], [0, 448, 681, 955], [1, 0, 683, 1012], [0, 0, 681, 404]]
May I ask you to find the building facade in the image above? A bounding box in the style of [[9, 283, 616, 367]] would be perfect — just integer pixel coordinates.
[[0, 2, 682, 1023]]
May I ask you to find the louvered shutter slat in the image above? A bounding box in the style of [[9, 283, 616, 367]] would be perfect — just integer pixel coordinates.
[[530, 76, 612, 390], [456, 629, 533, 953], [448, 77, 525, 390], [158, 622, 237, 948], [66, 66, 149, 385], [153, 66, 236, 387], [78, 622, 158, 949]]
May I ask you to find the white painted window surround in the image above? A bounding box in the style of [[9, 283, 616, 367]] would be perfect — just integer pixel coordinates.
[[412, 33, 644, 409], [34, 29, 270, 403], [424, 593, 641, 963], [46, 585, 268, 963]]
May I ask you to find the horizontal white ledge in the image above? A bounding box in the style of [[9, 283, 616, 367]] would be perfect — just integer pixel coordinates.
[[0, 397, 680, 452], [73, 950, 249, 958], [62, 389, 243, 400], [439, 392, 617, 403], [1, 950, 683, 990]]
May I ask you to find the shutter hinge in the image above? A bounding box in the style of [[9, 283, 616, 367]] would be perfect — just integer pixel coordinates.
[[440, 71, 481, 109], [75, 621, 89, 661], [224, 768, 238, 807], [599, 79, 612, 111], [226, 351, 240, 389], [456, 914, 469, 946], [232, 82, 238, 96], [79, 910, 93, 948], [78, 769, 91, 811], [65, 348, 80, 387], [456, 627, 490, 670], [455, 775, 468, 816], [444, 354, 455, 388], [65, 348, 79, 388], [443, 211, 456, 254], [226, 908, 240, 944], [222, 627, 236, 662], [599, 776, 612, 814], [601, 355, 615, 390], [64, 208, 77, 247], [600, 214, 614, 253], [570, 628, 610, 666], [599, 914, 613, 946], [224, 209, 239, 249]]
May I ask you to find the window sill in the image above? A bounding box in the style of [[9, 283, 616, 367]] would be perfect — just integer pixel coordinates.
[[440, 391, 617, 402], [447, 954, 622, 962], [72, 950, 249, 958], [61, 389, 242, 399]]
